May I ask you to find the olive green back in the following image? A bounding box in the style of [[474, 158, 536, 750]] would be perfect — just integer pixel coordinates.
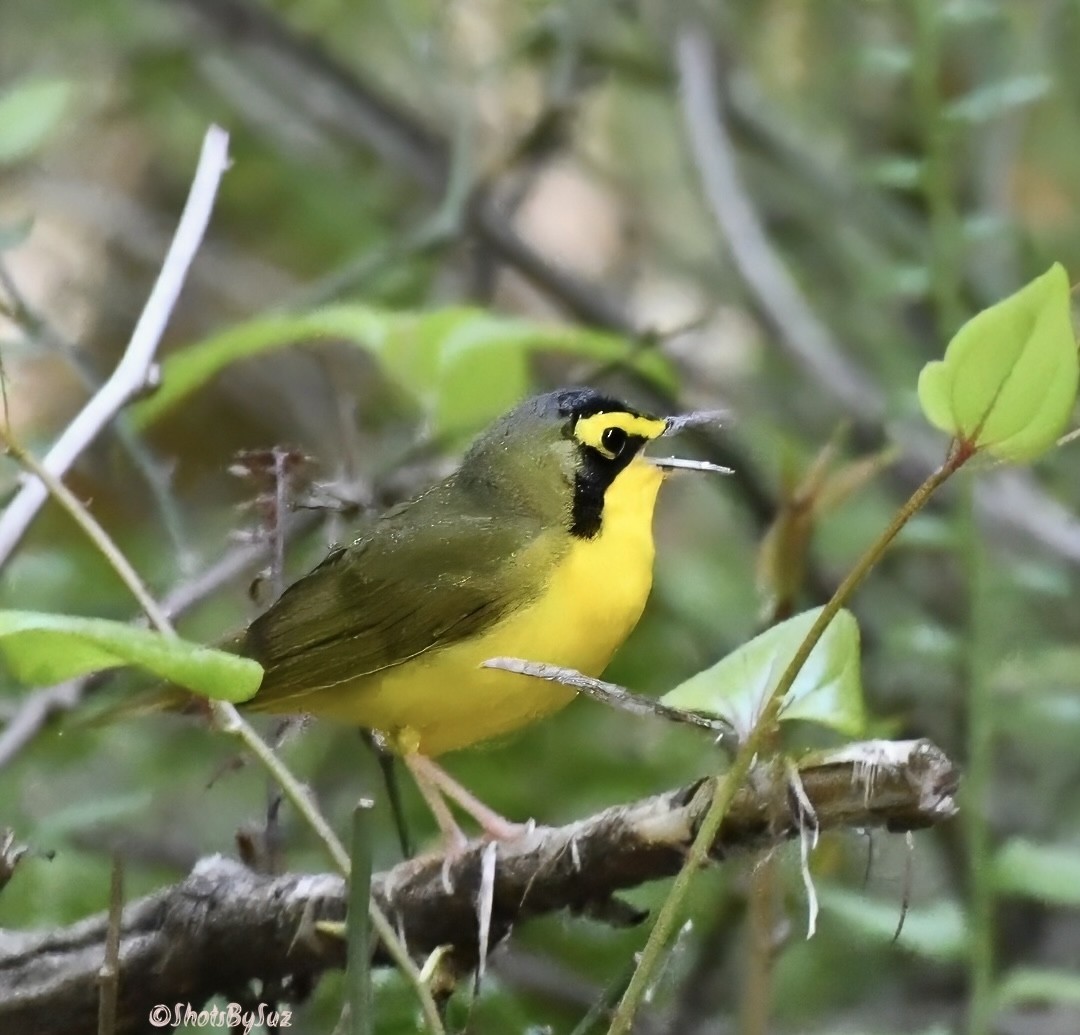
[[243, 474, 568, 709]]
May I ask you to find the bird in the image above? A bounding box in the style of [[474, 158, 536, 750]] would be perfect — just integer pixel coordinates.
[[122, 387, 727, 847]]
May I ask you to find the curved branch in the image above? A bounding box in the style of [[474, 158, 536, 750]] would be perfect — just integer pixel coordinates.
[[0, 739, 958, 1035], [0, 126, 230, 570]]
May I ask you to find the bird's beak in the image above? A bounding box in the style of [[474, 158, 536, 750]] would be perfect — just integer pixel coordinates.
[[647, 410, 734, 475]]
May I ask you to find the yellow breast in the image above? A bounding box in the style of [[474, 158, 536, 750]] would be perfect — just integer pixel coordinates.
[[308, 459, 665, 755]]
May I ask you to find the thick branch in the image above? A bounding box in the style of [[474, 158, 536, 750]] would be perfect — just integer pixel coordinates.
[[0, 739, 957, 1035]]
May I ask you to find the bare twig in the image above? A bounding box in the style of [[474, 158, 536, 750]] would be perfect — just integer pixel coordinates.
[[0, 739, 958, 1035], [0, 679, 85, 770], [483, 658, 732, 737], [0, 436, 172, 629], [0, 260, 194, 569], [0, 125, 229, 569]]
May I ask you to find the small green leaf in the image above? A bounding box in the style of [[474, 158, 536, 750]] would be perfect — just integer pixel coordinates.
[[0, 79, 71, 165], [917, 263, 1079, 461], [0, 611, 262, 702], [996, 968, 1080, 1010], [660, 606, 865, 741], [818, 887, 969, 962], [993, 838, 1080, 905]]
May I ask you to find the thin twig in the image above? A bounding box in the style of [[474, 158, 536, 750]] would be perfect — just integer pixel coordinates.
[[0, 679, 84, 770], [0, 261, 194, 569], [0, 125, 230, 570], [0, 436, 172, 629], [483, 659, 732, 737]]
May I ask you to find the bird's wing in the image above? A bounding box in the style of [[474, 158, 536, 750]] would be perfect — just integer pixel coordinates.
[[242, 503, 554, 709]]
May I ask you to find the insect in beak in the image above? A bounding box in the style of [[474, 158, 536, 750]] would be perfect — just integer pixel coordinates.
[[647, 410, 734, 475]]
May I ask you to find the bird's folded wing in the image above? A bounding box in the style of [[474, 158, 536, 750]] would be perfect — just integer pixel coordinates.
[[242, 511, 552, 709]]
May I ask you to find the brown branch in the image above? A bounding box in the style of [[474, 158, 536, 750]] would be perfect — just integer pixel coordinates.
[[0, 739, 958, 1035]]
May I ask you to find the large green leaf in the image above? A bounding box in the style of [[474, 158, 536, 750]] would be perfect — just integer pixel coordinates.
[[0, 611, 262, 702], [131, 304, 675, 437], [818, 887, 969, 962], [660, 606, 865, 741], [917, 264, 1079, 462], [129, 308, 391, 429], [993, 838, 1080, 905], [0, 79, 71, 164]]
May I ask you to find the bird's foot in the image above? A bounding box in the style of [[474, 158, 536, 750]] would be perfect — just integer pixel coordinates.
[[404, 754, 534, 853]]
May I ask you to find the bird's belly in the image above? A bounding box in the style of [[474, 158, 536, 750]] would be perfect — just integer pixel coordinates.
[[314, 518, 657, 755]]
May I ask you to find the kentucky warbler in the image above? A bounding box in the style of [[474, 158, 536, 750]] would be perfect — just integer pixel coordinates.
[[142, 387, 726, 841]]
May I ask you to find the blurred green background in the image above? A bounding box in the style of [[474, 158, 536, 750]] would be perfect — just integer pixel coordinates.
[[3, 1, 1080, 1032]]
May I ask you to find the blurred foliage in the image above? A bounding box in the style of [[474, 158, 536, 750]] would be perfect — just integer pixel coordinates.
[[3, 1, 1080, 1033]]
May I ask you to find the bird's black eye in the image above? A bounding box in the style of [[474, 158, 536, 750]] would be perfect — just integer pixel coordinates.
[[601, 426, 628, 457]]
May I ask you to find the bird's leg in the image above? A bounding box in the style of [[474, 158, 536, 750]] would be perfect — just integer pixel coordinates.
[[405, 754, 532, 843], [403, 754, 469, 856]]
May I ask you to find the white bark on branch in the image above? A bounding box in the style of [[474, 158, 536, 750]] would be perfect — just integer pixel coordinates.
[[0, 125, 230, 569], [0, 739, 957, 1035]]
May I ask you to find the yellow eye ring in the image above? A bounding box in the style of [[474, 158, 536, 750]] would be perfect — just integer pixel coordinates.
[[573, 411, 667, 455]]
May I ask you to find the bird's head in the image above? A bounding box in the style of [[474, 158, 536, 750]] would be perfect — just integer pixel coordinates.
[[458, 387, 729, 538]]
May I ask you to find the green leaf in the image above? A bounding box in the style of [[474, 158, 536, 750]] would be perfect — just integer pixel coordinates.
[[996, 968, 1080, 1010], [129, 308, 393, 429], [993, 838, 1080, 905], [917, 263, 1079, 461], [818, 887, 969, 962], [0, 611, 262, 702], [660, 606, 865, 741], [0, 79, 71, 165], [131, 305, 675, 437]]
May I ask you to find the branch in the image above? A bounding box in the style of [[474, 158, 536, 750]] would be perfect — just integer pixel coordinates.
[[672, 22, 1080, 565], [0, 126, 230, 570], [0, 739, 958, 1035], [674, 26, 883, 422]]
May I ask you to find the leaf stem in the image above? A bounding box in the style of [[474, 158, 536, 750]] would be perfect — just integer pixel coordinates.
[[914, 0, 964, 336], [961, 482, 995, 1035], [607, 447, 971, 1035]]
